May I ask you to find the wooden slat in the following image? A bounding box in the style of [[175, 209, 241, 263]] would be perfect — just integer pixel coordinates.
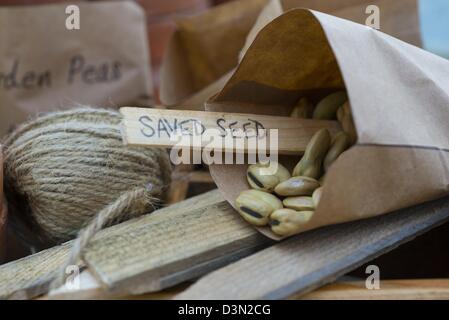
[[0, 243, 70, 299], [166, 178, 190, 204], [120, 107, 340, 155], [1, 189, 270, 299], [166, 165, 194, 204], [112, 279, 449, 300], [83, 190, 270, 294], [298, 279, 449, 300], [47, 189, 269, 298], [43, 269, 115, 300], [0, 146, 6, 263], [176, 197, 449, 299]]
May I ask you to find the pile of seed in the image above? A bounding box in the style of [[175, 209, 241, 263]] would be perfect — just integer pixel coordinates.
[[235, 91, 356, 236]]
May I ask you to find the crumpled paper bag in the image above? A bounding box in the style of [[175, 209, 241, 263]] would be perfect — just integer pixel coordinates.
[[207, 8, 449, 239], [160, 0, 421, 108], [0, 1, 153, 137]]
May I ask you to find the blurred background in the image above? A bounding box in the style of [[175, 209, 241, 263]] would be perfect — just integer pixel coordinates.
[[420, 0, 449, 58]]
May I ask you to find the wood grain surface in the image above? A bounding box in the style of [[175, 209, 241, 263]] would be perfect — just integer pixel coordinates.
[[118, 279, 449, 300], [0, 243, 70, 299], [176, 197, 449, 299]]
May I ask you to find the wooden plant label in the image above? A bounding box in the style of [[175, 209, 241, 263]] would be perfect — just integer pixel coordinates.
[[120, 107, 339, 155]]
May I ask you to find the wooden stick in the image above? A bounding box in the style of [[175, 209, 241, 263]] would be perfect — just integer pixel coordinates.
[[188, 170, 215, 184], [171, 169, 215, 184], [120, 107, 340, 155], [175, 197, 449, 299], [0, 190, 270, 299], [54, 277, 449, 300], [43, 269, 106, 300]]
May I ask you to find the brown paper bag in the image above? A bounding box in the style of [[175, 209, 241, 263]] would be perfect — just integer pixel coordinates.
[[160, 0, 421, 107], [0, 1, 153, 137], [0, 146, 6, 262], [207, 8, 449, 239]]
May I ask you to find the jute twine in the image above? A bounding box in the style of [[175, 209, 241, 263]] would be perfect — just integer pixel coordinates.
[[2, 107, 172, 290]]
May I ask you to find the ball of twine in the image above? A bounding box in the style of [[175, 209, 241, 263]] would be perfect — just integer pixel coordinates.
[[2, 107, 172, 289]]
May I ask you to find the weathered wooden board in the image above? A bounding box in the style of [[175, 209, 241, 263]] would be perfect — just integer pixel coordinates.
[[166, 164, 215, 205], [120, 107, 340, 155], [0, 189, 270, 299], [0, 243, 70, 299], [112, 279, 449, 300], [83, 190, 270, 294], [0, 146, 6, 263], [176, 197, 449, 299], [298, 279, 449, 300]]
